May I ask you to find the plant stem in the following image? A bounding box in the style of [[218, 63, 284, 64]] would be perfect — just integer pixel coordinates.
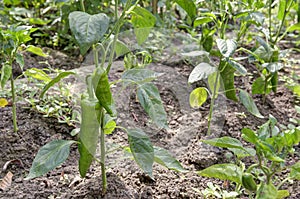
[[207, 70, 220, 135], [277, 177, 290, 189], [106, 0, 121, 73], [268, 0, 272, 42], [274, 0, 293, 44], [100, 110, 107, 195], [10, 71, 18, 132], [93, 44, 99, 68], [80, 0, 85, 12]]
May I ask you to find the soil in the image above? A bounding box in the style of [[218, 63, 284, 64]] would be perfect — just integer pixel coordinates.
[[1, 43, 300, 198]]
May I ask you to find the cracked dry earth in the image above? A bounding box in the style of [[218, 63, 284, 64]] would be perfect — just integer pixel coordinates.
[[1, 56, 300, 198]]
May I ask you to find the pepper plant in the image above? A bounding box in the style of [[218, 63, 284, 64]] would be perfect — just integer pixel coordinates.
[[0, 25, 46, 132], [25, 0, 186, 195], [197, 115, 300, 199]]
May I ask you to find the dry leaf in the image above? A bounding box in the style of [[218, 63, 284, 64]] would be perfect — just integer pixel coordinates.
[[0, 171, 13, 191]]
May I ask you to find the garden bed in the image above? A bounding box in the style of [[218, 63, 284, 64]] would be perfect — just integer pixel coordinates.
[[0, 49, 299, 198]]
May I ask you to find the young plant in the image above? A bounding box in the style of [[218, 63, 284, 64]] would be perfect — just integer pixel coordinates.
[[0, 25, 46, 132], [197, 115, 300, 199], [25, 1, 186, 195]]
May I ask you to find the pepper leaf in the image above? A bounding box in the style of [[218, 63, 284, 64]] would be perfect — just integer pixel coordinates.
[[69, 11, 109, 55], [220, 63, 238, 101], [188, 63, 216, 84], [130, 7, 156, 45], [174, 0, 197, 19], [289, 161, 300, 180], [137, 83, 168, 129], [189, 87, 208, 108], [239, 89, 264, 118], [1, 63, 11, 89], [40, 71, 75, 98], [154, 146, 187, 172], [127, 128, 154, 178], [197, 163, 242, 184], [121, 68, 162, 86], [25, 140, 76, 180]]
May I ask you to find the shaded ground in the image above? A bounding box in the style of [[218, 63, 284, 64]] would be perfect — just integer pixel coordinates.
[[1, 45, 300, 198]]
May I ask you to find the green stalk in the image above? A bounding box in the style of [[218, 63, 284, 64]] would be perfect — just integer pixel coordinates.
[[100, 110, 107, 195], [298, 0, 300, 23], [207, 70, 220, 135], [274, 0, 293, 44], [10, 69, 18, 132], [93, 44, 99, 68], [80, 0, 85, 12], [277, 177, 290, 189], [106, 0, 136, 73], [269, 0, 272, 42]]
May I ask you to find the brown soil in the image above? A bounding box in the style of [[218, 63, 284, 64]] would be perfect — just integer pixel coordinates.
[[0, 46, 300, 198]]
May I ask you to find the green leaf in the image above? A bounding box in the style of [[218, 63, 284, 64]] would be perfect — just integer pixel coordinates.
[[287, 23, 300, 32], [276, 190, 290, 199], [201, 136, 255, 157], [289, 161, 300, 180], [241, 128, 258, 144], [103, 114, 116, 135], [197, 163, 242, 184], [216, 39, 237, 58], [188, 63, 216, 84], [252, 77, 271, 95], [229, 147, 256, 159], [194, 17, 213, 27], [25, 140, 76, 180], [130, 7, 156, 45], [220, 63, 238, 101], [174, 0, 197, 19], [253, 46, 273, 62], [121, 68, 162, 86], [290, 85, 300, 97], [137, 83, 168, 129], [16, 53, 24, 70], [262, 62, 283, 73], [24, 68, 52, 83], [256, 36, 272, 54], [201, 136, 243, 149], [40, 71, 75, 98], [154, 146, 187, 172], [227, 59, 247, 75], [69, 11, 109, 55], [256, 183, 277, 199], [1, 63, 11, 89], [127, 128, 154, 178], [115, 40, 130, 57], [189, 87, 208, 108], [29, 18, 51, 25], [26, 45, 47, 57], [239, 90, 264, 118]]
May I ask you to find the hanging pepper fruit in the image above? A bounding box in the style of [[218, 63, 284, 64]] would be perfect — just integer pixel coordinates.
[[92, 67, 116, 116], [78, 76, 101, 177], [242, 173, 257, 191]]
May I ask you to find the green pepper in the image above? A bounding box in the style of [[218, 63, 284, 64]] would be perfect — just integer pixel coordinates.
[[242, 173, 257, 191], [92, 67, 115, 116], [78, 95, 101, 177]]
